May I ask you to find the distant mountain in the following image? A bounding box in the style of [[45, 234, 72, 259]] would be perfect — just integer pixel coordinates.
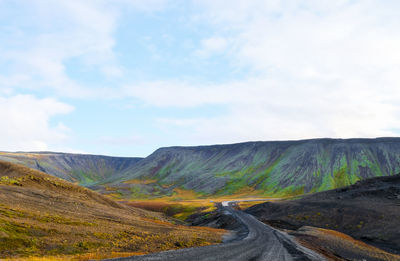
[[0, 152, 142, 186], [2, 138, 400, 198], [107, 138, 400, 197]]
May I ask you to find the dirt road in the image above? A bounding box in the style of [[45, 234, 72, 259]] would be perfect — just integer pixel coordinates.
[[106, 202, 325, 261]]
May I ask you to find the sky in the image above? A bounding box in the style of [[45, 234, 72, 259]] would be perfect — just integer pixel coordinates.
[[0, 0, 400, 157]]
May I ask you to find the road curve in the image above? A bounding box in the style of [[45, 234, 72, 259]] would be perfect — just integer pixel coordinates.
[[106, 202, 326, 261]]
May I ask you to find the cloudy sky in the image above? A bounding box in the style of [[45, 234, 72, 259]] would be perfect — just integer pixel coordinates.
[[1, 0, 399, 156]]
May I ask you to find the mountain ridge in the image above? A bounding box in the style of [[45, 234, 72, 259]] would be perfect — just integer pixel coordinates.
[[2, 137, 400, 198], [153, 137, 400, 150], [108, 137, 400, 198], [0, 152, 143, 186]]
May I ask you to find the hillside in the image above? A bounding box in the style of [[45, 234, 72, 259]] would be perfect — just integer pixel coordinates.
[[245, 174, 400, 256], [104, 138, 400, 198], [0, 161, 224, 259], [2, 138, 400, 199], [0, 152, 142, 186]]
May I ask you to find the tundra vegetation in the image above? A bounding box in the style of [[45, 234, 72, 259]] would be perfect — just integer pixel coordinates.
[[0, 161, 224, 260]]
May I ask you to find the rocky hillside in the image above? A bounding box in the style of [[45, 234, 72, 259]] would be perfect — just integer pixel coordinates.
[[0, 152, 142, 186], [2, 138, 400, 198], [245, 174, 400, 255], [0, 161, 224, 259], [108, 138, 400, 197]]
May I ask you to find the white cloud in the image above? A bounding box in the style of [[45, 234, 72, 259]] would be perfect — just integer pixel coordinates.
[[147, 76, 398, 142], [126, 1, 400, 142], [0, 1, 116, 97], [2, 0, 400, 153], [0, 0, 167, 98], [195, 36, 228, 57], [122, 81, 236, 107], [0, 95, 74, 151]]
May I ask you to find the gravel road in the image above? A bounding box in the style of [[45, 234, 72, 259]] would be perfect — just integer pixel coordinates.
[[105, 202, 326, 261]]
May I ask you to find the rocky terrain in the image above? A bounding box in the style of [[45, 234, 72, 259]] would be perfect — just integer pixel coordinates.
[[245, 174, 400, 256]]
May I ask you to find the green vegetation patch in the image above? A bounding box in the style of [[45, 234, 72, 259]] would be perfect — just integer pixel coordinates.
[[72, 170, 96, 186], [333, 166, 351, 188], [267, 185, 305, 197], [163, 204, 198, 220], [0, 176, 23, 186], [0, 208, 25, 218], [0, 219, 42, 256], [129, 186, 151, 199], [214, 167, 260, 196]]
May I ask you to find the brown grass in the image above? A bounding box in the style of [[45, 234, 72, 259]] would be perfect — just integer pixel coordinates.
[[0, 152, 47, 159], [125, 199, 215, 221], [293, 226, 400, 261], [123, 179, 157, 185], [124, 196, 281, 222], [0, 161, 225, 260], [4, 251, 146, 261], [236, 199, 281, 210]]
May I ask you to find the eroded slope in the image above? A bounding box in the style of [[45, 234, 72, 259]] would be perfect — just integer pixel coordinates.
[[0, 152, 142, 186], [106, 138, 400, 198]]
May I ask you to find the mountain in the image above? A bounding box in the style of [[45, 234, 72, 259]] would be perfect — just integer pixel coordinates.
[[105, 138, 400, 198], [0, 161, 223, 259], [245, 174, 400, 255], [2, 138, 400, 199], [0, 152, 142, 186]]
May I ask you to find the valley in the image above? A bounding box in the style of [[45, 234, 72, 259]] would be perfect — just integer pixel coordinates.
[[4, 0, 400, 259], [1, 138, 400, 260], [108, 201, 326, 261]]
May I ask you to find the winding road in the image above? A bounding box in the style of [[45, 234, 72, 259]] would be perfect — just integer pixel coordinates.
[[107, 201, 326, 261]]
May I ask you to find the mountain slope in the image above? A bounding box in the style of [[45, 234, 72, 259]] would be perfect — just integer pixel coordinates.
[[0, 161, 224, 259], [0, 152, 142, 186], [107, 138, 400, 197], [245, 174, 400, 255], [2, 138, 400, 199]]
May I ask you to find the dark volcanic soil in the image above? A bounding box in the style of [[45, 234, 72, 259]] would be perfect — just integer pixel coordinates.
[[245, 174, 400, 255], [188, 204, 249, 243]]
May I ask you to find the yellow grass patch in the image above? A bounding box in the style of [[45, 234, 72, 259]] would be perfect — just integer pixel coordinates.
[[125, 196, 279, 222], [171, 188, 201, 200], [234, 198, 282, 209], [126, 198, 216, 221], [4, 251, 147, 261], [0, 152, 50, 159], [295, 226, 400, 261], [123, 179, 157, 185]]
